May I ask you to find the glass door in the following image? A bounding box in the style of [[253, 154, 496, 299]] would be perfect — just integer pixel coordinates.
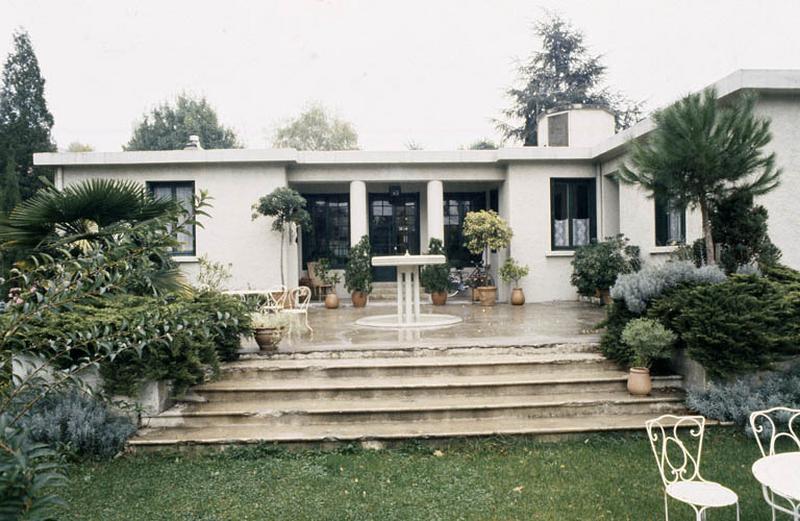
[[369, 193, 420, 281]]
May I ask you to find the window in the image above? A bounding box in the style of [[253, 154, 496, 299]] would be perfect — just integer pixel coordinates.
[[443, 192, 485, 268], [147, 181, 195, 256], [551, 179, 596, 250], [655, 197, 686, 246], [301, 194, 350, 268], [548, 113, 569, 147]]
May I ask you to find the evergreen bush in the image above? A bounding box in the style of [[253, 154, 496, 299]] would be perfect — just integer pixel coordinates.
[[345, 235, 372, 294], [570, 235, 640, 297], [598, 301, 640, 367], [621, 318, 676, 368], [420, 238, 450, 293], [15, 389, 136, 459]]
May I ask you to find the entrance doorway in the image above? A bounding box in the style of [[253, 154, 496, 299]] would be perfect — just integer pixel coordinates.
[[368, 193, 420, 281]]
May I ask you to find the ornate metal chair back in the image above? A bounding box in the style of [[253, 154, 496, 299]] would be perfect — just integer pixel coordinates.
[[749, 407, 800, 457], [262, 285, 288, 312], [646, 415, 706, 487], [290, 286, 312, 310]]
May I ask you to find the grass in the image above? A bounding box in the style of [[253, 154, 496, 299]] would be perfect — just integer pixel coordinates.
[[61, 428, 773, 520]]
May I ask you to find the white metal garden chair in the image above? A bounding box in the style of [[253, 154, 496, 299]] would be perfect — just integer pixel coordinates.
[[646, 415, 740, 521], [749, 407, 800, 520], [260, 285, 288, 314], [280, 286, 312, 334]]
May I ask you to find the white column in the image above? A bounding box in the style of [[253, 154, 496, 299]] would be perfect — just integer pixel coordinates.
[[403, 266, 412, 324], [426, 180, 444, 244], [349, 180, 368, 246], [412, 267, 421, 320], [396, 269, 404, 325]]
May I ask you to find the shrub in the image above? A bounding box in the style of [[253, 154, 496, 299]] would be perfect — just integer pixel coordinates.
[[15, 389, 136, 459], [598, 301, 641, 367], [345, 235, 372, 294], [610, 260, 726, 313], [420, 238, 450, 293], [196, 255, 232, 292], [621, 318, 676, 368], [650, 275, 800, 378], [192, 291, 251, 362], [462, 210, 512, 258], [687, 363, 800, 431], [499, 258, 529, 288], [316, 257, 341, 286], [570, 235, 640, 297]]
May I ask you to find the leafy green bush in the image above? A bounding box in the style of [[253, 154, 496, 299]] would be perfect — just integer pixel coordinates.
[[687, 362, 800, 430], [610, 260, 726, 313], [345, 235, 372, 294], [621, 318, 675, 368], [570, 235, 640, 297], [420, 239, 450, 293], [598, 301, 640, 367], [650, 275, 800, 378], [15, 389, 136, 459], [499, 258, 529, 288]]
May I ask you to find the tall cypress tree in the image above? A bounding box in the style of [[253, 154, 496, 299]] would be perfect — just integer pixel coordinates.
[[0, 156, 21, 215], [0, 29, 56, 200]]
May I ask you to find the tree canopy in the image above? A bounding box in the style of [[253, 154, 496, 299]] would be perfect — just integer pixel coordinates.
[[125, 94, 241, 151], [273, 103, 358, 151], [618, 88, 781, 265], [499, 13, 641, 146], [0, 29, 56, 200]]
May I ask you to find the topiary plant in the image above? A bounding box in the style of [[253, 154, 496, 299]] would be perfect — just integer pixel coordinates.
[[499, 258, 529, 288], [252, 187, 311, 286], [345, 235, 372, 295], [621, 318, 676, 369], [462, 210, 512, 270], [420, 238, 450, 294]]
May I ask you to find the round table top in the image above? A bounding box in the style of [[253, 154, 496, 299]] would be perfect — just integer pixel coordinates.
[[752, 452, 800, 500], [371, 254, 446, 267]]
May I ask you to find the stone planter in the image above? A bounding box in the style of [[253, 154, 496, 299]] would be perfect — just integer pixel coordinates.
[[431, 291, 447, 306], [324, 292, 340, 309], [627, 367, 652, 396], [477, 286, 497, 306], [351, 291, 368, 308], [253, 327, 283, 352], [510, 288, 525, 306]]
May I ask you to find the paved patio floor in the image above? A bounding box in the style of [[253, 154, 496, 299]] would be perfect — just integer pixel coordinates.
[[252, 301, 605, 353]]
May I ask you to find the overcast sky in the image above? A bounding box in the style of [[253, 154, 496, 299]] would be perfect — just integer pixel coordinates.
[[2, 0, 800, 152]]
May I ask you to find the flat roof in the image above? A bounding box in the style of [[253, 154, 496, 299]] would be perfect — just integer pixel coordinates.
[[35, 69, 800, 169]]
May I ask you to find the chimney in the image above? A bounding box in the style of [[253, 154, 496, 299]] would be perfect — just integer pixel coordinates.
[[184, 135, 203, 150]]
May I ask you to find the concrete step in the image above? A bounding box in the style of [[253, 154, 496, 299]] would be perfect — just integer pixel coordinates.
[[147, 390, 685, 428], [131, 411, 692, 446], [193, 372, 682, 402], [222, 352, 619, 379]]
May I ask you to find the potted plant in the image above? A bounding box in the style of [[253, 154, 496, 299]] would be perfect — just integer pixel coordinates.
[[462, 210, 512, 306], [499, 257, 530, 306], [570, 234, 640, 305], [250, 312, 289, 352], [420, 238, 450, 305], [621, 318, 676, 396], [317, 257, 342, 309], [252, 187, 312, 288], [345, 235, 372, 308]]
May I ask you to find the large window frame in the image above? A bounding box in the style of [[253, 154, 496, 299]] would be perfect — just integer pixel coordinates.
[[443, 192, 486, 268], [301, 194, 350, 269], [550, 178, 597, 250], [655, 197, 686, 246], [147, 181, 196, 256]]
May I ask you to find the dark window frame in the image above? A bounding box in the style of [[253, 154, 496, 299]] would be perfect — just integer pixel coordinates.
[[654, 197, 687, 246], [301, 193, 351, 269], [550, 178, 597, 251], [146, 181, 196, 257]]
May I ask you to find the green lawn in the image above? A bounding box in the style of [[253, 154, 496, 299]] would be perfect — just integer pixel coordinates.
[[62, 428, 773, 520]]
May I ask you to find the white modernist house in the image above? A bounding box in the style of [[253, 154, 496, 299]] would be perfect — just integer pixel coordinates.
[[35, 70, 800, 302]]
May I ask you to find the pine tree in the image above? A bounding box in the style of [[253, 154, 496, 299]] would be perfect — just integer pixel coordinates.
[[0, 29, 56, 200], [0, 156, 21, 215]]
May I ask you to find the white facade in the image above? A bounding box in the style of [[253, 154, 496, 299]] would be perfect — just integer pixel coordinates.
[[35, 70, 800, 302]]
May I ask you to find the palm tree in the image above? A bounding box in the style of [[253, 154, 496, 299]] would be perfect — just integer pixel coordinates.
[[618, 89, 781, 264]]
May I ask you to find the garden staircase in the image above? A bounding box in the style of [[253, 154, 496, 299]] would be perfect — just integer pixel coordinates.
[[130, 343, 688, 447]]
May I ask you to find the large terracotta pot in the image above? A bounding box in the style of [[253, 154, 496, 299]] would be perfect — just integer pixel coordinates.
[[351, 291, 368, 308], [510, 288, 526, 306], [627, 367, 652, 396], [471, 288, 481, 302], [478, 286, 497, 307], [431, 291, 447, 306], [253, 327, 283, 352], [324, 292, 340, 309]]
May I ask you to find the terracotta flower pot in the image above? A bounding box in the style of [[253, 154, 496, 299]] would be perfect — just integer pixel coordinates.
[[471, 288, 481, 302], [510, 288, 525, 306], [627, 367, 652, 396], [253, 327, 283, 352], [324, 292, 339, 309], [351, 291, 368, 308], [431, 291, 448, 306], [478, 286, 497, 306]]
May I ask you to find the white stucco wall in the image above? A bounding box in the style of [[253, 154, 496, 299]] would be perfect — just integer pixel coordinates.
[[538, 108, 616, 148], [62, 163, 288, 291]]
